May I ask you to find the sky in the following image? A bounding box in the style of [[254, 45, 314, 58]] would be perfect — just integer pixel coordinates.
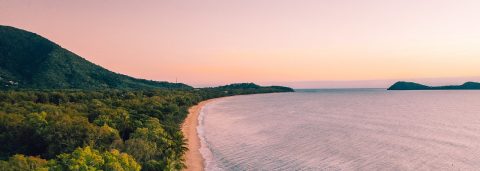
[[1, 0, 480, 88]]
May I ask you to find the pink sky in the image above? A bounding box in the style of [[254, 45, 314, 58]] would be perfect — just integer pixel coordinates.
[[2, 0, 480, 88]]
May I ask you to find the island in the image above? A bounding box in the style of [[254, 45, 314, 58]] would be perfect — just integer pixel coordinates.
[[388, 81, 480, 90]]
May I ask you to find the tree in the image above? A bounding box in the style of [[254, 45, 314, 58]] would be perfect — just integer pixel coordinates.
[[102, 149, 141, 171], [123, 139, 157, 163], [53, 146, 105, 171], [0, 86, 293, 170], [40, 113, 127, 158], [0, 113, 27, 159], [0, 113, 47, 159], [52, 146, 140, 171], [126, 117, 186, 170], [93, 108, 131, 139], [94, 124, 122, 151], [0, 154, 48, 171]]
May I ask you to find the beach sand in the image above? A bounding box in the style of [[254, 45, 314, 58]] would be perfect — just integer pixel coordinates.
[[182, 99, 216, 171]]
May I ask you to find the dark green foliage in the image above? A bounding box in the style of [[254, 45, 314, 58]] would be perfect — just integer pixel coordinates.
[[388, 81, 480, 90], [387, 81, 431, 90], [0, 25, 191, 90], [434, 82, 480, 90], [0, 85, 292, 170], [52, 146, 142, 171], [0, 25, 294, 170], [0, 154, 49, 171], [0, 90, 195, 170], [216, 83, 261, 89], [216, 83, 294, 92], [199, 83, 294, 98]]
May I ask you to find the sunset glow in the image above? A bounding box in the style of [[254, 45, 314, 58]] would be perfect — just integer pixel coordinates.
[[2, 0, 480, 87]]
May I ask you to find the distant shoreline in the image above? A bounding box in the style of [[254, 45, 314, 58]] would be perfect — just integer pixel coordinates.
[[181, 98, 218, 171], [388, 81, 480, 90]]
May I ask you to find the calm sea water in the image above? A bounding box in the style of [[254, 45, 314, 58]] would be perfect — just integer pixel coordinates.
[[198, 89, 480, 170]]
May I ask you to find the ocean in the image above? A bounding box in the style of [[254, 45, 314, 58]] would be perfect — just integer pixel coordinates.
[[198, 89, 480, 170]]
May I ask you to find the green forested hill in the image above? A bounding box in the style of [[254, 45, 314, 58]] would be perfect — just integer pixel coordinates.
[[0, 25, 293, 171], [0, 25, 191, 90]]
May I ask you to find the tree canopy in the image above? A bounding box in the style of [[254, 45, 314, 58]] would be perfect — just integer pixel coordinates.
[[0, 85, 293, 170]]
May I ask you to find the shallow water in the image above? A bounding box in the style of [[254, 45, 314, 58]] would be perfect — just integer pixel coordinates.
[[198, 89, 480, 170]]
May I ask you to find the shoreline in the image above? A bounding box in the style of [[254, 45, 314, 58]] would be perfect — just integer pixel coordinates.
[[180, 93, 288, 170], [181, 99, 217, 171]]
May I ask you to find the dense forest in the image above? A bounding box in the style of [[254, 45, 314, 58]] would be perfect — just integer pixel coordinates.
[[0, 84, 293, 170], [0, 25, 294, 170]]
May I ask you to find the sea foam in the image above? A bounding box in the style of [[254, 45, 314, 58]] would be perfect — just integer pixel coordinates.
[[197, 104, 223, 171]]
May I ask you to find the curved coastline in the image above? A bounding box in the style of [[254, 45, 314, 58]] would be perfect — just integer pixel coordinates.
[[181, 99, 217, 171], [181, 93, 292, 170]]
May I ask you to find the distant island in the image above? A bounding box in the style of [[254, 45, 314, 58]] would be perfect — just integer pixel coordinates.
[[388, 81, 480, 90]]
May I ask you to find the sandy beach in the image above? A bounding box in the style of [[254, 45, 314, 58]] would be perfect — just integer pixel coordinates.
[[181, 99, 216, 171]]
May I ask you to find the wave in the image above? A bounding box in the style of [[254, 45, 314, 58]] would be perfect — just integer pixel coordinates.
[[197, 104, 223, 171]]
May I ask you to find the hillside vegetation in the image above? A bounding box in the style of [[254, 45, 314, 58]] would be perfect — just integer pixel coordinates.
[[0, 25, 190, 90], [0, 25, 293, 170]]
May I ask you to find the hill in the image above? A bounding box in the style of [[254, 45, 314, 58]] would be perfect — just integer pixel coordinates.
[[387, 81, 431, 90], [388, 81, 480, 90], [0, 26, 295, 170], [0, 25, 191, 90], [214, 83, 294, 94], [216, 83, 294, 91]]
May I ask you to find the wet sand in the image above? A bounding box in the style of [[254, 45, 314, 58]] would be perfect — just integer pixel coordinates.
[[181, 99, 216, 171]]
